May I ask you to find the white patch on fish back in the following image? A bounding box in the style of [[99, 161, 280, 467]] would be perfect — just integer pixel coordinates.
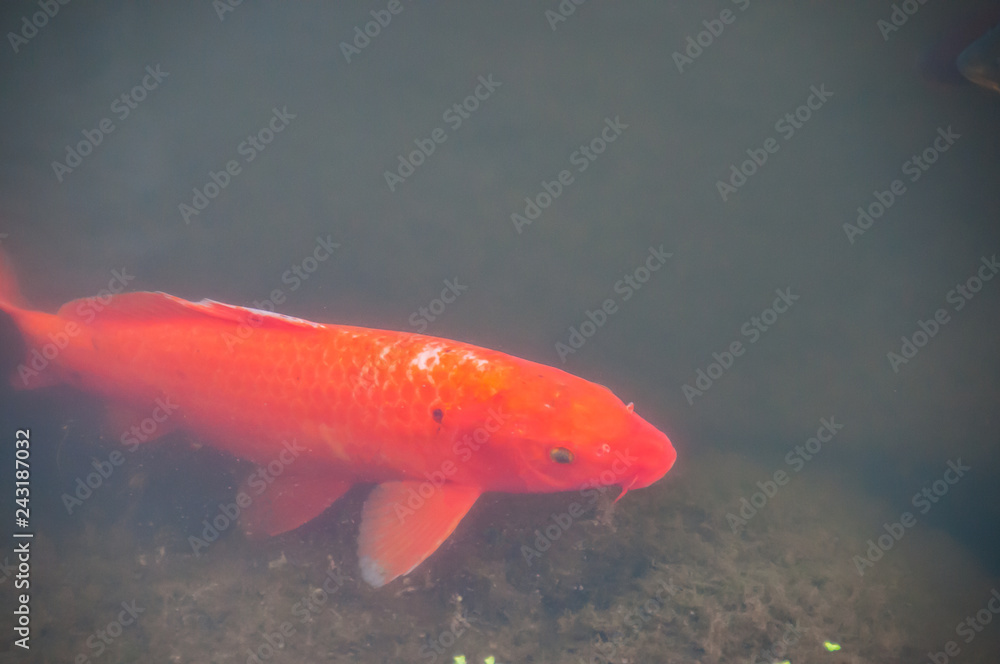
[[459, 350, 490, 369], [411, 344, 443, 370]]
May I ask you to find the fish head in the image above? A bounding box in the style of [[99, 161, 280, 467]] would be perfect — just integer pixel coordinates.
[[474, 364, 676, 496]]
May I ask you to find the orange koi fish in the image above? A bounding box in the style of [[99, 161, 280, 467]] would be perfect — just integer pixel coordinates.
[[0, 257, 675, 587]]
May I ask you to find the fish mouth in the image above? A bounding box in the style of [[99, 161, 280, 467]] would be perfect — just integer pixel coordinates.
[[645, 440, 677, 488], [624, 414, 677, 493], [615, 434, 676, 503]]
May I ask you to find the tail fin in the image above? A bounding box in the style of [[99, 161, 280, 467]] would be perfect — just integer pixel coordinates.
[[0, 250, 59, 390], [0, 249, 29, 387], [0, 248, 25, 312]]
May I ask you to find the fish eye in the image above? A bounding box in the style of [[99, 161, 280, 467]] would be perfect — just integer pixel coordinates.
[[549, 447, 574, 464]]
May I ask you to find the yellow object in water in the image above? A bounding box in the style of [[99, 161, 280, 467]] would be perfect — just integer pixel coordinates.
[[823, 641, 842, 652], [484, 658, 495, 664], [453, 657, 466, 664]]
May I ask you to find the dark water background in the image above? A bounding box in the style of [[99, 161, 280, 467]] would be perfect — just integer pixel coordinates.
[[1, 1, 999, 662]]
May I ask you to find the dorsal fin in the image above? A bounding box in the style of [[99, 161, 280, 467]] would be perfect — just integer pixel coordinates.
[[56, 292, 326, 332]]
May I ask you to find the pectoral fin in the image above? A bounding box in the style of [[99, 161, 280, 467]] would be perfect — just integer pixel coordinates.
[[358, 482, 481, 588], [104, 399, 179, 445], [240, 473, 352, 538]]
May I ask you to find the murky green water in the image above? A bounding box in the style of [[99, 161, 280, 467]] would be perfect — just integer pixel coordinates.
[[1, 2, 999, 662]]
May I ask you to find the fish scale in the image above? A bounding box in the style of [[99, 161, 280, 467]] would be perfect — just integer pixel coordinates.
[[87, 316, 504, 475]]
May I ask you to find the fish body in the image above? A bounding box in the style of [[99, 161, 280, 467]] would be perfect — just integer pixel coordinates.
[[958, 21, 1000, 95], [0, 259, 675, 586], [917, 9, 1000, 92]]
